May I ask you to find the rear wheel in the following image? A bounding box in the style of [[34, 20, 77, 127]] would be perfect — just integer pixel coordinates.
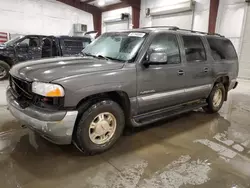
[[203, 83, 226, 113], [74, 100, 125, 155], [0, 60, 10, 81]]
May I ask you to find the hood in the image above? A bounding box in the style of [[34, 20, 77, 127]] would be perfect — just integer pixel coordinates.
[[10, 56, 125, 82]]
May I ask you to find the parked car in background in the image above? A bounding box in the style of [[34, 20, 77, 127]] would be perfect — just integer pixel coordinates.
[[6, 27, 238, 155], [0, 35, 92, 80]]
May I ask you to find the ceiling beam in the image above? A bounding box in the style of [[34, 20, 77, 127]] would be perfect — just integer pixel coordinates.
[[57, 0, 101, 14], [120, 0, 141, 9], [101, 2, 129, 12], [83, 0, 95, 3]]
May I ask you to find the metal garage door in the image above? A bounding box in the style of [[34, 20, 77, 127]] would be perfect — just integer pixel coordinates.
[[105, 21, 129, 32], [152, 12, 193, 30]]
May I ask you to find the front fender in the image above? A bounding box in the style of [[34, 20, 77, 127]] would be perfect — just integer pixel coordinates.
[[56, 68, 137, 107]]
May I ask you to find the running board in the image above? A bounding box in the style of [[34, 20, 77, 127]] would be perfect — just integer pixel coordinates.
[[131, 100, 207, 127]]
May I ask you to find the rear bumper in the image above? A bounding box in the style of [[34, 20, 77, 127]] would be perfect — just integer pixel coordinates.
[[229, 79, 238, 90], [6, 88, 78, 145]]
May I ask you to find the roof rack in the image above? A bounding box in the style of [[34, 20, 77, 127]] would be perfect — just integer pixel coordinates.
[[169, 27, 224, 37], [140, 26, 224, 37], [141, 26, 180, 30]]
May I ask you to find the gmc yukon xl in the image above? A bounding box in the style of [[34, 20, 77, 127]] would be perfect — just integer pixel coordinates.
[[6, 27, 238, 155]]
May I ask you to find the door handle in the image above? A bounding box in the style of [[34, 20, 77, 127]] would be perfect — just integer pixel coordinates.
[[178, 70, 184, 76], [204, 67, 209, 72]]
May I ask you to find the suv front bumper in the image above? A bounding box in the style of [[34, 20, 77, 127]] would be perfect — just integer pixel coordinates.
[[6, 88, 78, 145]]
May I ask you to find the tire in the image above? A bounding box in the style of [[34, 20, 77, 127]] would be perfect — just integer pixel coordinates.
[[74, 100, 125, 155], [203, 83, 226, 113], [0, 60, 10, 81]]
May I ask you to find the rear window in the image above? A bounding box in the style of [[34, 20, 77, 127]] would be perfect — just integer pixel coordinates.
[[207, 37, 237, 60], [63, 38, 91, 49]]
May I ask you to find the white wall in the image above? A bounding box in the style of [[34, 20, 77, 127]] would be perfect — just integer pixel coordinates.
[[140, 0, 210, 32], [216, 0, 247, 55], [239, 4, 250, 79], [102, 7, 132, 33], [0, 0, 94, 37]]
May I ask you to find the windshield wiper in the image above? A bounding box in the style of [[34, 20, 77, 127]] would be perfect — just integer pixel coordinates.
[[96, 55, 111, 61], [98, 55, 126, 62], [82, 53, 109, 60], [81, 52, 96, 58], [82, 52, 125, 62]]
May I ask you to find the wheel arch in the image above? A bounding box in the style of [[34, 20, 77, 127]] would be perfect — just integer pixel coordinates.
[[0, 55, 14, 67], [75, 90, 132, 127], [214, 75, 229, 101]]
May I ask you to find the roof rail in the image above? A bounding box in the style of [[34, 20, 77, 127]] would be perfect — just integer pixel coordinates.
[[141, 26, 180, 30], [169, 27, 224, 37], [140, 26, 224, 37]]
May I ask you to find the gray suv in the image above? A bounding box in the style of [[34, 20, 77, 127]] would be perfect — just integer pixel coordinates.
[[6, 27, 238, 155]]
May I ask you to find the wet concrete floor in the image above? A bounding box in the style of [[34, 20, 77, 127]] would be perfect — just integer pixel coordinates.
[[0, 80, 250, 188]]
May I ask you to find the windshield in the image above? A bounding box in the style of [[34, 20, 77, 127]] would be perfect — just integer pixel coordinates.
[[3, 36, 23, 46], [82, 32, 147, 62]]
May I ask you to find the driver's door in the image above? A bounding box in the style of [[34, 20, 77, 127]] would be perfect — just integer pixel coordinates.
[[15, 36, 42, 62], [137, 33, 188, 114]]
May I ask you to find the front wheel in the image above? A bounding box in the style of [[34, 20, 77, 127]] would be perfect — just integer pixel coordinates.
[[74, 100, 125, 155], [0, 60, 10, 81], [203, 83, 226, 113]]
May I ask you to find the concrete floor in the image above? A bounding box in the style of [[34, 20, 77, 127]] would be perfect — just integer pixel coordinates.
[[0, 80, 250, 188]]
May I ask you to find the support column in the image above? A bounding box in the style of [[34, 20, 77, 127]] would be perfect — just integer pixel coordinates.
[[208, 0, 220, 33], [132, 6, 140, 29], [93, 13, 102, 36]]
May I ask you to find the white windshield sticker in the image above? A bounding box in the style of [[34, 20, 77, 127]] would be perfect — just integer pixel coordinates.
[[128, 33, 145, 37]]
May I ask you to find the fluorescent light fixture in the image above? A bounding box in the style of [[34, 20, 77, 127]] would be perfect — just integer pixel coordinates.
[[98, 0, 105, 6]]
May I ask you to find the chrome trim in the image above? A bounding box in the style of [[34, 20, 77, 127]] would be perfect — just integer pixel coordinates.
[[185, 84, 212, 93], [141, 84, 212, 101], [141, 89, 184, 101]]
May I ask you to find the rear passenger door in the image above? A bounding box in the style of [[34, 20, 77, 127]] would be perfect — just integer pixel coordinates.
[[180, 35, 213, 101]]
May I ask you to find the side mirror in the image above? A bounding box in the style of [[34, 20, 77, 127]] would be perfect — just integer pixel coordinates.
[[17, 43, 29, 49], [145, 52, 168, 65]]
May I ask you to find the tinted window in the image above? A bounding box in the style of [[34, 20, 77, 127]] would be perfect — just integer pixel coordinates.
[[182, 36, 206, 62], [207, 37, 237, 60], [20, 37, 39, 47], [149, 33, 181, 64], [63, 39, 90, 49]]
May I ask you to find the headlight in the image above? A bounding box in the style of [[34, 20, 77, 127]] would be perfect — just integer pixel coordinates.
[[32, 82, 65, 97]]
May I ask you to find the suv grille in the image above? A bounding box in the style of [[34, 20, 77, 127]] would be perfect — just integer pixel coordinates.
[[9, 76, 33, 100]]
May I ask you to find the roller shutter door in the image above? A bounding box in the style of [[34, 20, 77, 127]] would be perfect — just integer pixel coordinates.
[[105, 21, 129, 32], [152, 12, 193, 30]]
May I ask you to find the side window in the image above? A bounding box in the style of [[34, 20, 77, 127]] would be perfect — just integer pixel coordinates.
[[182, 36, 206, 62], [149, 33, 181, 64], [207, 37, 237, 60], [19, 37, 39, 48], [64, 40, 83, 48], [63, 39, 91, 49]]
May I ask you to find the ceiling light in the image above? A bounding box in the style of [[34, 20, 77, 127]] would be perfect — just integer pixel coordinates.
[[98, 0, 105, 6]]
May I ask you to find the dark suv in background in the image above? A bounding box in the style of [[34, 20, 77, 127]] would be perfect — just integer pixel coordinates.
[[0, 35, 91, 80], [6, 27, 238, 155]]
